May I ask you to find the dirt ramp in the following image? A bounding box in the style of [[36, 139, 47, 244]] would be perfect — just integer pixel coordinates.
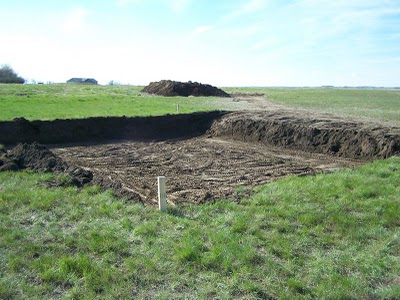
[[209, 112, 400, 159], [142, 80, 230, 97]]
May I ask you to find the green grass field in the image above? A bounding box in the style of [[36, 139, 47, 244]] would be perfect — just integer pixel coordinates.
[[1, 158, 399, 299], [1, 84, 400, 123], [1, 84, 400, 299], [226, 87, 400, 123], [0, 84, 217, 121]]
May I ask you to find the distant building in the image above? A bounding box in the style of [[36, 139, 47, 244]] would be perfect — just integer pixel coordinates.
[[67, 78, 98, 85]]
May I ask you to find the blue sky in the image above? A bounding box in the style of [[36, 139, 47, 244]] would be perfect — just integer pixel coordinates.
[[1, 0, 399, 86]]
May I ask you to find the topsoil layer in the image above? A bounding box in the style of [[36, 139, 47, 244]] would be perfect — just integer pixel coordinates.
[[209, 111, 400, 159], [1, 111, 398, 160], [0, 111, 225, 144], [141, 80, 230, 97]]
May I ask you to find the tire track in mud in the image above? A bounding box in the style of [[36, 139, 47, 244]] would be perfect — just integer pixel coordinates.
[[52, 137, 361, 205]]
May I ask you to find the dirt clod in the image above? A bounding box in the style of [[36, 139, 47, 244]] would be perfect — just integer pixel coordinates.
[[67, 166, 94, 187], [0, 161, 19, 172], [142, 80, 230, 97]]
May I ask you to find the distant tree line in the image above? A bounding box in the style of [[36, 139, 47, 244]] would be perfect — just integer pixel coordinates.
[[0, 65, 25, 84]]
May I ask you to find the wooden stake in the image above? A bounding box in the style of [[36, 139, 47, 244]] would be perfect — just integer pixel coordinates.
[[158, 176, 166, 211]]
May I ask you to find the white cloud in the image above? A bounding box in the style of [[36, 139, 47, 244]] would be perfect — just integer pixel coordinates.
[[241, 0, 268, 13], [299, 17, 318, 25], [234, 23, 263, 37], [228, 0, 268, 19], [62, 8, 90, 33], [249, 39, 276, 51], [193, 25, 213, 34], [284, 0, 400, 52], [115, 0, 190, 12], [167, 0, 191, 13], [116, 0, 142, 8]]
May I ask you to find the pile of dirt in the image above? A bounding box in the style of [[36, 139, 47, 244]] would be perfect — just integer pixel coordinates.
[[141, 80, 230, 97], [0, 142, 68, 172], [0, 142, 141, 201]]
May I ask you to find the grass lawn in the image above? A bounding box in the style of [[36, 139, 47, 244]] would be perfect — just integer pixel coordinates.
[[0, 84, 218, 121], [1, 158, 399, 299], [0, 84, 400, 123], [226, 87, 400, 123]]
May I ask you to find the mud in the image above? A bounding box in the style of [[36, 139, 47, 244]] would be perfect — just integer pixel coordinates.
[[142, 80, 230, 97]]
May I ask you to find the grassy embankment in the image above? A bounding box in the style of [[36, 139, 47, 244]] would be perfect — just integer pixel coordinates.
[[1, 84, 399, 298]]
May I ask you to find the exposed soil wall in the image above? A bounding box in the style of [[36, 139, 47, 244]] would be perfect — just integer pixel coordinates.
[[1, 111, 399, 160], [0, 111, 226, 145], [208, 112, 400, 159]]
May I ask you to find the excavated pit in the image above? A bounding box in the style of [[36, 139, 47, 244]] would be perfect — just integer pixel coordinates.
[[1, 109, 399, 205]]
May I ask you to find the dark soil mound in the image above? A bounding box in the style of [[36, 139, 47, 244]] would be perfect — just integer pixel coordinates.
[[0, 142, 68, 172], [0, 142, 141, 202], [142, 80, 230, 97]]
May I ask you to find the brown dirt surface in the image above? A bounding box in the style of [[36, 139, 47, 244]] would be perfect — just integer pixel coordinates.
[[142, 80, 230, 97], [51, 137, 362, 206]]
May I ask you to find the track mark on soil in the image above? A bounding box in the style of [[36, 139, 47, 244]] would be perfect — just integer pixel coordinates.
[[52, 137, 361, 205]]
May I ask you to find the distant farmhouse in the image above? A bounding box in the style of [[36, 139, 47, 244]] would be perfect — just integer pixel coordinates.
[[67, 78, 98, 85]]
